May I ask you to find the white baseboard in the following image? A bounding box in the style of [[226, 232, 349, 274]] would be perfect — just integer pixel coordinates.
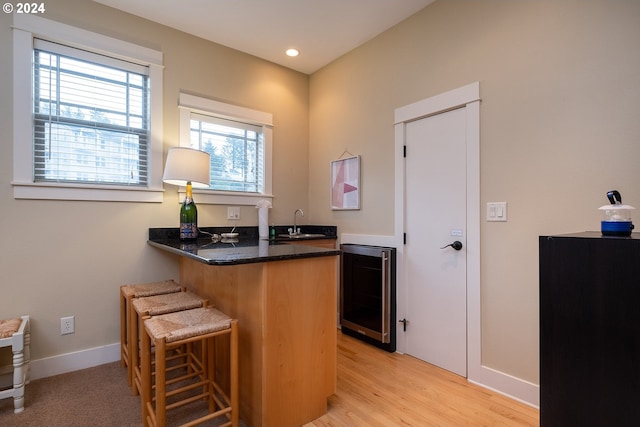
[[469, 364, 540, 408], [30, 342, 120, 381]]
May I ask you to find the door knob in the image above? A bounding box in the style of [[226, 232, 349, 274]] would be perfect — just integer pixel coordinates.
[[441, 240, 463, 251]]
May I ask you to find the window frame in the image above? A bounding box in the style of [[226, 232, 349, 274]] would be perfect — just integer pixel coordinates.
[[12, 14, 164, 202], [178, 93, 274, 206]]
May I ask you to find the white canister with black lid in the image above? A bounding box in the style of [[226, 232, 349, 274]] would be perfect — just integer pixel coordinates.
[[599, 190, 635, 236]]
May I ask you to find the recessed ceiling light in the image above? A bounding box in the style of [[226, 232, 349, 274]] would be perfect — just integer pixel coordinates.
[[286, 48, 299, 57]]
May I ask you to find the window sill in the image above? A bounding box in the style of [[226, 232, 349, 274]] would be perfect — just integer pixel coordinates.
[[176, 189, 274, 206], [12, 181, 164, 202]]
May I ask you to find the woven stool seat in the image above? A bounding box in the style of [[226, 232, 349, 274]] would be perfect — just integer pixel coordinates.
[[0, 315, 30, 414], [141, 307, 238, 427], [121, 280, 182, 298], [132, 291, 205, 317], [145, 307, 231, 343], [120, 280, 183, 387], [0, 319, 22, 338]]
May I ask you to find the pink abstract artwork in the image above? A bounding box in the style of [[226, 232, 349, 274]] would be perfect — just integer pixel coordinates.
[[331, 156, 360, 210]]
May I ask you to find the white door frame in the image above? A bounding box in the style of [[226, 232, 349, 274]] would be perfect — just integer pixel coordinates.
[[394, 82, 540, 407], [394, 81, 480, 379]]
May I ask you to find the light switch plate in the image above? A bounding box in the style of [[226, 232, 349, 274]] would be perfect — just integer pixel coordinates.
[[227, 206, 240, 220], [487, 202, 508, 222]]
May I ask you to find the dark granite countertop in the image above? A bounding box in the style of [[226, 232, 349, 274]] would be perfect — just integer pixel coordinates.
[[150, 225, 337, 242], [148, 226, 340, 266]]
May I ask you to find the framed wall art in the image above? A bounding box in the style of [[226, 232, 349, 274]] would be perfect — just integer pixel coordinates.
[[331, 155, 360, 210]]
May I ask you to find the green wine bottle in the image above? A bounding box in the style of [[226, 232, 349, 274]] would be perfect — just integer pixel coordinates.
[[179, 182, 198, 241]]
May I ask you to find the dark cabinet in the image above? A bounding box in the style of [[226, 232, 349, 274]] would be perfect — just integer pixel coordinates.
[[539, 232, 640, 427]]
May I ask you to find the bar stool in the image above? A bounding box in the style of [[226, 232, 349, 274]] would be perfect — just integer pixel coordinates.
[[120, 280, 183, 386], [0, 315, 30, 413], [140, 307, 238, 427], [130, 290, 207, 395]]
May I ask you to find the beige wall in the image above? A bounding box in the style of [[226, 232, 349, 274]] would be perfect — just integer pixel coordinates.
[[309, 0, 640, 384], [2, 0, 640, 392], [0, 0, 309, 360]]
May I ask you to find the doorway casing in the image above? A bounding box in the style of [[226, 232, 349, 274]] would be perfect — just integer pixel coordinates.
[[394, 82, 539, 407]]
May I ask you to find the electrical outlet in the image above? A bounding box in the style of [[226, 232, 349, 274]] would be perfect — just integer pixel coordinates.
[[227, 206, 240, 220], [61, 316, 75, 335]]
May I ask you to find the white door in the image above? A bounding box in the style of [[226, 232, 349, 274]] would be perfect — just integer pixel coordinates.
[[405, 106, 467, 376]]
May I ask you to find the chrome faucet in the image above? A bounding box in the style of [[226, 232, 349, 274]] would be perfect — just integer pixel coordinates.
[[292, 209, 304, 235]]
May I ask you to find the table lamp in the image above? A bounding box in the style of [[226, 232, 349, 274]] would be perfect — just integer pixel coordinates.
[[162, 147, 211, 241]]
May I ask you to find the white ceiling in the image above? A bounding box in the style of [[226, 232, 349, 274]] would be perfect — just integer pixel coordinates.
[[94, 0, 435, 74]]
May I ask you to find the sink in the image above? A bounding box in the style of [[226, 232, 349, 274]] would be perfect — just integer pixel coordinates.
[[277, 233, 327, 239]]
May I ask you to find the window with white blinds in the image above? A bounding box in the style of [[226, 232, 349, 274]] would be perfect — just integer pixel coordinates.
[[177, 92, 273, 206], [33, 39, 150, 186], [189, 113, 263, 193], [12, 14, 163, 202]]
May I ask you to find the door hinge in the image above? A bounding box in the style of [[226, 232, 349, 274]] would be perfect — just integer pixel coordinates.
[[403, 145, 407, 158], [403, 233, 407, 244]]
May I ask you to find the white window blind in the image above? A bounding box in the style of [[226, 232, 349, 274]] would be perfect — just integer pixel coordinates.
[[189, 113, 264, 193], [33, 39, 150, 186]]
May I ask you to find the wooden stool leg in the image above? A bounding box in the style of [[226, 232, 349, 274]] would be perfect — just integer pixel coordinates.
[[120, 289, 127, 368], [201, 340, 208, 403], [207, 335, 215, 413], [230, 320, 239, 427], [140, 327, 152, 427], [123, 291, 136, 388], [120, 289, 127, 367], [155, 338, 167, 427], [130, 307, 142, 396]]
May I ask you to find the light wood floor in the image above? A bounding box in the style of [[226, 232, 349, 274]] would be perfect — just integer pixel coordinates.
[[305, 331, 539, 427]]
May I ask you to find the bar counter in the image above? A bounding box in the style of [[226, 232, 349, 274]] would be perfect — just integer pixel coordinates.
[[148, 238, 340, 265], [148, 229, 340, 427]]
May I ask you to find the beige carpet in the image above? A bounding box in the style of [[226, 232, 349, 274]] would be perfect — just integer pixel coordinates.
[[0, 362, 231, 427]]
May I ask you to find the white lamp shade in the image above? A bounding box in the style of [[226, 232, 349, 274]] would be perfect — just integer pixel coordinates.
[[162, 147, 211, 188]]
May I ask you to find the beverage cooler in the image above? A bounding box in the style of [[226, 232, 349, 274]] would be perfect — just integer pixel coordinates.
[[340, 244, 396, 352]]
